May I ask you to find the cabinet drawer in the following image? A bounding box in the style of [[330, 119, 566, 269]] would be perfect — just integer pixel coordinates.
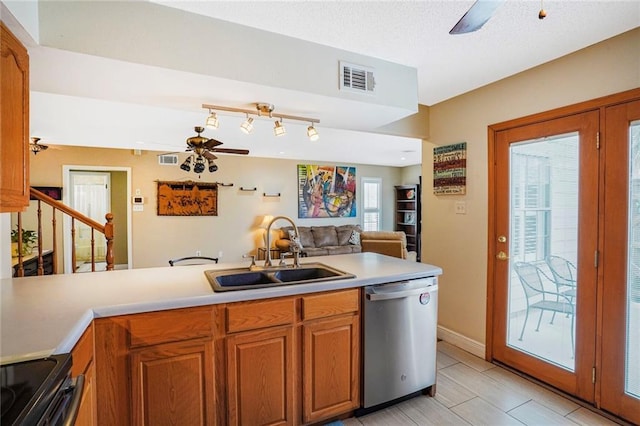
[[226, 297, 295, 333], [128, 306, 213, 348], [302, 289, 359, 321]]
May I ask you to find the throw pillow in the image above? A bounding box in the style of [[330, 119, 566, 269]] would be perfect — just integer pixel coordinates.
[[348, 230, 361, 245], [288, 230, 303, 250]]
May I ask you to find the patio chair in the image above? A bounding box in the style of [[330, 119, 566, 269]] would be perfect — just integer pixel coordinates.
[[545, 255, 578, 323], [513, 261, 575, 355], [545, 255, 577, 296], [168, 256, 219, 266]]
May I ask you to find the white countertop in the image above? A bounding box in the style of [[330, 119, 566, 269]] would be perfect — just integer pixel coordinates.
[[1, 253, 442, 363]]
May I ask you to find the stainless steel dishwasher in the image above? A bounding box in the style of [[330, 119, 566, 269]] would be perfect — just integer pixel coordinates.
[[360, 276, 438, 411]]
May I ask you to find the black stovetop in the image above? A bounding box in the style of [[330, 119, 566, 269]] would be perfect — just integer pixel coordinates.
[[1, 353, 71, 426]]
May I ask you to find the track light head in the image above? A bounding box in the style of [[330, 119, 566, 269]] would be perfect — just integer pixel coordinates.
[[274, 119, 286, 136], [240, 116, 254, 134], [206, 111, 219, 129], [307, 125, 319, 141], [180, 156, 193, 172]]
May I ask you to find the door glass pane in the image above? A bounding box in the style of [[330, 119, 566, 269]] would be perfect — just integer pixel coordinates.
[[70, 172, 109, 262], [626, 120, 640, 398], [508, 133, 578, 371]]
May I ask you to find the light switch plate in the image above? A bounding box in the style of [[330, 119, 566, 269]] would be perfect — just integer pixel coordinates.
[[455, 201, 467, 215]]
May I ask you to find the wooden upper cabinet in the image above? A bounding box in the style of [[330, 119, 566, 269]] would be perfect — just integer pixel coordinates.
[[0, 22, 30, 212]]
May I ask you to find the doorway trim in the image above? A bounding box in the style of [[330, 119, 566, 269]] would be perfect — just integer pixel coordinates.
[[62, 165, 132, 273]]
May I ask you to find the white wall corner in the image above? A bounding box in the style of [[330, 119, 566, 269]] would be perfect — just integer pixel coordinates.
[[437, 325, 486, 359]]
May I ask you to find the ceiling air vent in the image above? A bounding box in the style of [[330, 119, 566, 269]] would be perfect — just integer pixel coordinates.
[[158, 154, 178, 166], [340, 61, 376, 94]]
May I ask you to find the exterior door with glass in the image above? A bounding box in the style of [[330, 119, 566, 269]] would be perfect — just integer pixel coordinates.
[[490, 111, 599, 401], [600, 99, 640, 424]]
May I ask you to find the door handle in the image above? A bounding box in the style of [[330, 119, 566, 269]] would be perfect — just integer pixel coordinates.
[[496, 251, 509, 261]]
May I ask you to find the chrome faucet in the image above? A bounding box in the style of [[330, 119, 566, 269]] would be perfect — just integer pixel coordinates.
[[264, 215, 300, 268]]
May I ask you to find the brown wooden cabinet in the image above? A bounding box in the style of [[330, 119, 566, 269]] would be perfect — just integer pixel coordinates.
[[71, 323, 96, 426], [0, 23, 30, 212], [301, 290, 360, 424], [131, 339, 215, 425], [226, 326, 295, 425], [92, 289, 360, 426], [94, 306, 216, 425]]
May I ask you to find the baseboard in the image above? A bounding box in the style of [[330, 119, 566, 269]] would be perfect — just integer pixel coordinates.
[[437, 325, 485, 358]]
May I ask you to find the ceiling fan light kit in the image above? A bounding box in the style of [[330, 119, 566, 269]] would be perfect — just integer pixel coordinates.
[[29, 137, 49, 155], [202, 102, 320, 140]]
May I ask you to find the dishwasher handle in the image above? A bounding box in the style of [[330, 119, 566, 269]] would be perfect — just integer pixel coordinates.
[[366, 285, 436, 301]]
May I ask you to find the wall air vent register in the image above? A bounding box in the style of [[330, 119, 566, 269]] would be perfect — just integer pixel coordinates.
[[158, 154, 178, 165], [340, 61, 376, 94]]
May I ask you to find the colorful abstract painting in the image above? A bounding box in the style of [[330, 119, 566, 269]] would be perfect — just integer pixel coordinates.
[[297, 165, 356, 218]]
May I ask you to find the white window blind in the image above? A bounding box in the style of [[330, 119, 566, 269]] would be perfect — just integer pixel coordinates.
[[362, 178, 382, 231]]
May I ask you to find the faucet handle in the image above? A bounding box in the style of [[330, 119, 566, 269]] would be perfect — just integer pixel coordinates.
[[242, 254, 256, 267]]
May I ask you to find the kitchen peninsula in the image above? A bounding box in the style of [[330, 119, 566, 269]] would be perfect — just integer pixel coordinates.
[[1, 253, 442, 425]]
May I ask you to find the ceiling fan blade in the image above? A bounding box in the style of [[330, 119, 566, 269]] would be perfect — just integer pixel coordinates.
[[202, 151, 217, 161], [212, 148, 250, 155], [203, 138, 223, 149], [450, 0, 506, 34]]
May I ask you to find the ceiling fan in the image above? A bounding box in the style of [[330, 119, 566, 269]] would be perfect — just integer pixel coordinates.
[[177, 126, 249, 174], [449, 0, 506, 34]]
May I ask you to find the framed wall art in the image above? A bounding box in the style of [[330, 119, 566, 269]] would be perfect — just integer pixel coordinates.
[[297, 164, 356, 218], [433, 142, 467, 195], [31, 186, 63, 200], [156, 180, 218, 216]]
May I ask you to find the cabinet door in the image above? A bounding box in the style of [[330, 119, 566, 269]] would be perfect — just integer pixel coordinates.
[[74, 361, 96, 426], [226, 326, 295, 426], [130, 339, 215, 426], [0, 23, 29, 212], [302, 315, 360, 424]]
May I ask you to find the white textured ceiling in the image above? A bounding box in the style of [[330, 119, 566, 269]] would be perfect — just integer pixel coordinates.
[[4, 0, 640, 167], [153, 0, 640, 105]]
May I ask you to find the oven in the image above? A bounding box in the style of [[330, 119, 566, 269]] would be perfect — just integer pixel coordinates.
[[1, 353, 84, 426]]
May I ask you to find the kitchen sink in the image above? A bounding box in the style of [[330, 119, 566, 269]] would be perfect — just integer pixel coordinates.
[[204, 262, 355, 292]]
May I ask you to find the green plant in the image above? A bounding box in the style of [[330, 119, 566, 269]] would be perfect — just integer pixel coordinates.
[[11, 227, 37, 247]]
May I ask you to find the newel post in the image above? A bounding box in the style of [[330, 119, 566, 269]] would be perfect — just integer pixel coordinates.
[[104, 213, 114, 271]]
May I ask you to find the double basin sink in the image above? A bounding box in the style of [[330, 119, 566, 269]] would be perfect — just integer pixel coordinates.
[[204, 262, 355, 292]]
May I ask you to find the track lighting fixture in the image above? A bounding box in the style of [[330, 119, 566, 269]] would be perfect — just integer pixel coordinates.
[[205, 110, 219, 129], [274, 119, 286, 136], [202, 103, 319, 140], [240, 115, 254, 134], [180, 155, 193, 171], [307, 124, 319, 141]]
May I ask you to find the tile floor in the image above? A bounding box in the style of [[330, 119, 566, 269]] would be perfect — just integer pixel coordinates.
[[343, 341, 624, 426]]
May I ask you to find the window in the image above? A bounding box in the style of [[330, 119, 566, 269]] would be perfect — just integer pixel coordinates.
[[362, 177, 382, 231]]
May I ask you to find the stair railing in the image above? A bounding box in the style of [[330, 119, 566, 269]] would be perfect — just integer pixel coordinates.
[[12, 187, 114, 276]]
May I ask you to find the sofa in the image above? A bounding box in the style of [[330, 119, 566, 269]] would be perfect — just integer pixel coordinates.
[[274, 225, 362, 257], [360, 231, 411, 260]]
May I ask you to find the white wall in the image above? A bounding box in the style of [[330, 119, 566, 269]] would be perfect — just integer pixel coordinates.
[[424, 28, 640, 346]]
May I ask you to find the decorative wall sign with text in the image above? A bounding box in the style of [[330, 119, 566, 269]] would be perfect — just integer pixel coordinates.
[[297, 164, 356, 218], [433, 142, 467, 195], [157, 180, 218, 216]]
